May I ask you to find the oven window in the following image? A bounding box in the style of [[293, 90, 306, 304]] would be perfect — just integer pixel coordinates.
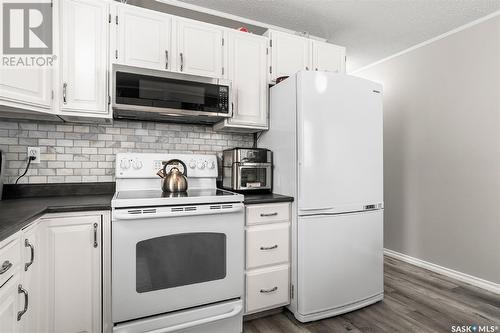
[[136, 233, 226, 293], [240, 168, 267, 188]]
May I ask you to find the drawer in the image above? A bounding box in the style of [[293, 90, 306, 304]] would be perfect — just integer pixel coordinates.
[[246, 223, 289, 269], [246, 203, 290, 225], [0, 237, 20, 287], [245, 265, 289, 313]]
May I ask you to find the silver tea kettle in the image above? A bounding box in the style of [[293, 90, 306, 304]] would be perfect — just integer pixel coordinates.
[[158, 159, 188, 192]]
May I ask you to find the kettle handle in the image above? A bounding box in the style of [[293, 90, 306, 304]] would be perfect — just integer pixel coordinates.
[[162, 159, 187, 176]]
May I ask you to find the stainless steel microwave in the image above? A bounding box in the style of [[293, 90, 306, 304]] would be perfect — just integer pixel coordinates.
[[112, 65, 232, 124]]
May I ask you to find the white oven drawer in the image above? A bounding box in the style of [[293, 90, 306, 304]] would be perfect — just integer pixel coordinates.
[[246, 223, 289, 269], [0, 236, 20, 287], [245, 265, 289, 314], [114, 299, 243, 333], [246, 203, 290, 225]]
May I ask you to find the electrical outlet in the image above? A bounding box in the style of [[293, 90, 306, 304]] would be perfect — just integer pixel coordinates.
[[27, 147, 40, 164]]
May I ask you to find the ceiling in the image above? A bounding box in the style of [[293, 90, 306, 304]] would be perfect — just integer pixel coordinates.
[[176, 0, 500, 71]]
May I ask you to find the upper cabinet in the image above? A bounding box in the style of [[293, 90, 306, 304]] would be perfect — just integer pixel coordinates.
[[266, 29, 346, 83], [59, 0, 109, 116], [173, 18, 225, 78], [116, 5, 172, 71], [312, 41, 346, 73], [214, 31, 268, 132], [266, 30, 311, 82], [0, 2, 52, 115]]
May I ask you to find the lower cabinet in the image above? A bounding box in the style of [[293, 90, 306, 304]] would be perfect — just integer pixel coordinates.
[[0, 210, 110, 333], [244, 202, 291, 314], [0, 274, 20, 333], [41, 213, 103, 333]]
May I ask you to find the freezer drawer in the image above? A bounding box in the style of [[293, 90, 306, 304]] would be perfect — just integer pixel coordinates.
[[246, 222, 290, 269], [297, 210, 383, 316]]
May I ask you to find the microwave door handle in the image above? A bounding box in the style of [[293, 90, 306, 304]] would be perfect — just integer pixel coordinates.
[[144, 303, 243, 333]]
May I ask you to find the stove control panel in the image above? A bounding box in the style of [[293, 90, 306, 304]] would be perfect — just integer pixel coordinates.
[[116, 153, 218, 178]]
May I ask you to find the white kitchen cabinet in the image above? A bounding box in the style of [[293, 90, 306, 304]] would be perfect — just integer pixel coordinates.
[[18, 223, 41, 333], [246, 264, 289, 314], [312, 41, 346, 73], [43, 214, 102, 333], [116, 4, 172, 70], [0, 233, 21, 333], [266, 30, 311, 82], [0, 274, 20, 333], [173, 18, 225, 78], [244, 202, 291, 314], [213, 31, 268, 132], [0, 1, 52, 114], [59, 0, 109, 115], [0, 68, 52, 114]]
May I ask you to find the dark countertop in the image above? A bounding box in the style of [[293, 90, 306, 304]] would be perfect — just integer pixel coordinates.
[[243, 193, 294, 205], [0, 194, 113, 242], [0, 183, 114, 243]]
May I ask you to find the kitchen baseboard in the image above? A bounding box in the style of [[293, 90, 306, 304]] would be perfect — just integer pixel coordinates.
[[384, 248, 500, 295]]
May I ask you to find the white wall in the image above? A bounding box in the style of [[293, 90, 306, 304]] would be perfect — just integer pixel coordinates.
[[355, 15, 500, 284]]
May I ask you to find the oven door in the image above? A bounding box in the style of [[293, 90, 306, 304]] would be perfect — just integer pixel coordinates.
[[112, 203, 244, 324], [235, 163, 272, 190]]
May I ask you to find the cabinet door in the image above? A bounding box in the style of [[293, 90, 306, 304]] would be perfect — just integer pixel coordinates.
[[117, 5, 171, 70], [60, 0, 108, 114], [175, 18, 224, 78], [270, 30, 311, 81], [0, 275, 20, 333], [0, 2, 52, 112], [0, 68, 52, 112], [312, 41, 346, 73], [226, 32, 267, 128], [45, 215, 101, 333], [18, 224, 40, 333]]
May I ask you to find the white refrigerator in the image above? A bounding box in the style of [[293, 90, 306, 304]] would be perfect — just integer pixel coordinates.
[[260, 71, 384, 322]]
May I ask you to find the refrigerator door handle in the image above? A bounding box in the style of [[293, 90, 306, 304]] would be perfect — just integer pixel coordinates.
[[300, 207, 334, 211]]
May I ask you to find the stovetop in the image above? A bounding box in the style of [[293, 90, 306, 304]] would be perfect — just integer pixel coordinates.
[[112, 188, 244, 208]]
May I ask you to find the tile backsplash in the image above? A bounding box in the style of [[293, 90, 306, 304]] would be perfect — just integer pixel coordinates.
[[0, 119, 253, 184]]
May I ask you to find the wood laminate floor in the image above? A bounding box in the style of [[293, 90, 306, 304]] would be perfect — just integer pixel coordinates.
[[243, 256, 500, 333]]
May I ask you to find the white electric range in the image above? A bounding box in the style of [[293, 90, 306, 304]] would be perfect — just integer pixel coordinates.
[[111, 153, 244, 333]]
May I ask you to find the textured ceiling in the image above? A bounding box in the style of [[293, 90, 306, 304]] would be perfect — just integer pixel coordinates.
[[177, 0, 500, 71]]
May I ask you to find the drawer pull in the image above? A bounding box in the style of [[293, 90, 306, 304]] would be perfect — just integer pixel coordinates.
[[260, 245, 278, 250], [0, 260, 12, 275], [17, 284, 29, 321], [260, 212, 278, 217], [24, 239, 34, 272], [260, 286, 278, 294]]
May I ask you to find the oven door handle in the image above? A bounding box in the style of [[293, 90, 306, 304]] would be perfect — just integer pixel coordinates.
[[144, 303, 243, 333], [113, 205, 243, 220]]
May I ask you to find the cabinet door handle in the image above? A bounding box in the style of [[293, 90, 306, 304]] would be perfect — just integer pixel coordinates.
[[0, 260, 12, 275], [62, 82, 67, 104], [165, 50, 169, 69], [260, 244, 278, 250], [180, 52, 184, 71], [93, 223, 98, 248], [17, 285, 28, 321], [260, 286, 278, 294], [24, 239, 34, 272], [260, 212, 278, 217], [305, 66, 309, 71]]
